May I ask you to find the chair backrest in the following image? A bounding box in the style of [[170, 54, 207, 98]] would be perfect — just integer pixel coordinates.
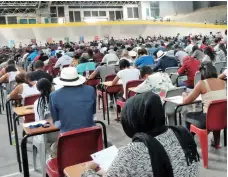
[[165, 87, 186, 98], [194, 71, 201, 87], [206, 99, 227, 131], [105, 74, 116, 82], [165, 67, 179, 76], [126, 80, 143, 99], [57, 126, 103, 176], [214, 61, 227, 75], [164, 87, 186, 115], [24, 94, 40, 123]]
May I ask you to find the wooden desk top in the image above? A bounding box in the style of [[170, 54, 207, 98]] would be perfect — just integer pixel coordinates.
[[13, 105, 34, 116], [64, 162, 89, 177], [23, 119, 59, 135], [128, 87, 137, 93], [103, 81, 122, 87]]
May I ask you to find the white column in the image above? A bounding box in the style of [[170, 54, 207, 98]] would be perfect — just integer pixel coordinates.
[[64, 6, 69, 23], [139, 1, 151, 20]]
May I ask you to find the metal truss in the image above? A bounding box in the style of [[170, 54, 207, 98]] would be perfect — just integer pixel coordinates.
[[0, 1, 38, 7], [51, 1, 140, 6], [0, 8, 36, 16]]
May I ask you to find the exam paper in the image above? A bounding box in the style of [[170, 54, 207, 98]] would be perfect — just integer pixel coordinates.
[[23, 120, 47, 127], [91, 145, 118, 171]]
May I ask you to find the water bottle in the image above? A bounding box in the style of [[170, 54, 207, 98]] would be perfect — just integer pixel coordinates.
[[86, 66, 89, 78], [11, 131, 16, 146]]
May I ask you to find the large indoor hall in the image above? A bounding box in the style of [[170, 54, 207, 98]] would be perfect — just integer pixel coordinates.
[[0, 1, 227, 177]]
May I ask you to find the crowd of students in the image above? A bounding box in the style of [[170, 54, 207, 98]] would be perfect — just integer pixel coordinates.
[[0, 30, 227, 176]]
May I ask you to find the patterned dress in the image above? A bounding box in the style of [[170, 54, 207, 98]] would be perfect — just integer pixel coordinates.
[[81, 129, 198, 177]]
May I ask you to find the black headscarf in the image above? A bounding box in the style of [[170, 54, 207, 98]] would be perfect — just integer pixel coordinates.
[[121, 91, 199, 177]]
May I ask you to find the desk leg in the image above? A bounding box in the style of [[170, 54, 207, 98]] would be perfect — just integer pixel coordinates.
[[13, 114, 22, 172], [95, 120, 108, 148], [101, 89, 105, 120], [21, 135, 30, 177], [0, 86, 4, 112], [6, 101, 12, 145], [105, 90, 110, 125], [224, 128, 227, 147], [174, 106, 179, 125]]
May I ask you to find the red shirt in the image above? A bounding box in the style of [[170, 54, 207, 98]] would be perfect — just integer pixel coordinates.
[[178, 56, 200, 87]]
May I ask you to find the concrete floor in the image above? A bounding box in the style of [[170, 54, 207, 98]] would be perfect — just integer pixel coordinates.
[[0, 103, 226, 177]]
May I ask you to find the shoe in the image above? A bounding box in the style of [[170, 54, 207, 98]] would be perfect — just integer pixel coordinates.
[[109, 101, 114, 108], [211, 139, 221, 149]]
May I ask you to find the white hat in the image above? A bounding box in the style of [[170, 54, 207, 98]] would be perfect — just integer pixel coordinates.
[[156, 50, 167, 61], [54, 67, 86, 86], [129, 50, 137, 57]]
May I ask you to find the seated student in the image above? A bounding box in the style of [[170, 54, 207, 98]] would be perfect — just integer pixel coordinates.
[[0, 59, 16, 77], [119, 49, 133, 64], [93, 49, 104, 63], [89, 62, 116, 107], [135, 48, 155, 68], [54, 53, 73, 69], [70, 53, 80, 67], [191, 45, 205, 62], [174, 46, 188, 65], [8, 72, 40, 100], [76, 56, 96, 75], [201, 47, 216, 65], [51, 67, 96, 133], [153, 50, 178, 72], [102, 46, 119, 64], [177, 56, 201, 88], [183, 63, 226, 147], [135, 66, 174, 95], [29, 60, 53, 82], [0, 64, 18, 83], [82, 92, 199, 177], [218, 69, 227, 80], [111, 59, 140, 100]]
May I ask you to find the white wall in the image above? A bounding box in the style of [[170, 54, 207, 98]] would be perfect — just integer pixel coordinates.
[[139, 1, 151, 20], [0, 24, 225, 47], [159, 1, 193, 17]]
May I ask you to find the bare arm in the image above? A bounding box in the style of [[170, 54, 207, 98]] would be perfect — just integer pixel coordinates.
[[218, 73, 226, 80], [8, 85, 23, 100], [111, 76, 120, 86], [183, 81, 202, 104], [0, 73, 9, 83]]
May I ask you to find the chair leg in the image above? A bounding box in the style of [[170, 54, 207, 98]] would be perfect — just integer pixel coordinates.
[[98, 95, 100, 110], [40, 144, 47, 177], [224, 128, 227, 147], [33, 145, 38, 171], [213, 131, 221, 148], [178, 112, 182, 125], [198, 133, 208, 168]]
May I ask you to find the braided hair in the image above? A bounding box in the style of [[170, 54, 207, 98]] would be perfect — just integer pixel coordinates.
[[36, 78, 52, 120]]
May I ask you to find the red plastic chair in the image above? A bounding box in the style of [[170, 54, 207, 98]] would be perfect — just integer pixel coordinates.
[[97, 74, 116, 112], [190, 99, 227, 168], [116, 80, 143, 120], [23, 94, 40, 123], [46, 126, 103, 177]]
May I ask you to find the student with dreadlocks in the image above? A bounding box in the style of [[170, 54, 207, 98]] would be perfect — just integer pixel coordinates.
[[33, 78, 59, 168], [82, 91, 199, 177]]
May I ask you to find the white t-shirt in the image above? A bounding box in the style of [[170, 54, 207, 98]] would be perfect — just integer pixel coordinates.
[[117, 68, 140, 98], [54, 55, 73, 68], [102, 53, 119, 65], [21, 83, 40, 99], [184, 44, 194, 54]]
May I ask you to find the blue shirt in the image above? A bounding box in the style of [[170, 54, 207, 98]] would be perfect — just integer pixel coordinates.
[[50, 85, 96, 133], [27, 50, 39, 61], [51, 50, 56, 57], [153, 56, 178, 72], [135, 55, 155, 68], [148, 47, 156, 56], [76, 62, 96, 75]]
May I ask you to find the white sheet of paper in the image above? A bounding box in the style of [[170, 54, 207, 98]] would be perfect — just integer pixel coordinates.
[[91, 145, 118, 171], [23, 120, 47, 127]]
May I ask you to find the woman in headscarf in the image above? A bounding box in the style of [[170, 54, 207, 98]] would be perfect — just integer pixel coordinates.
[[82, 91, 199, 177]]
